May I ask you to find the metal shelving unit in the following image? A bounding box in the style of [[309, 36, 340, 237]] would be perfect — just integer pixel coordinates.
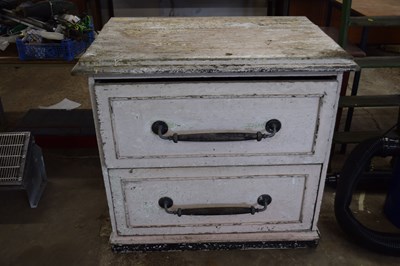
[[327, 0, 400, 148]]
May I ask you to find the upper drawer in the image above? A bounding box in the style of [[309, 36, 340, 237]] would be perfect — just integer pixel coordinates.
[[94, 79, 339, 168]]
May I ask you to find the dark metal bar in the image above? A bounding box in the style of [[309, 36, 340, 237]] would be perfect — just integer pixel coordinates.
[[159, 195, 272, 217], [166, 132, 270, 143], [282, 0, 290, 16], [267, 0, 276, 16], [339, 95, 400, 108], [340, 70, 361, 153], [178, 206, 261, 216], [153, 119, 281, 143], [350, 16, 400, 27], [338, 0, 352, 48], [355, 56, 400, 68], [325, 0, 334, 27], [359, 27, 369, 52]]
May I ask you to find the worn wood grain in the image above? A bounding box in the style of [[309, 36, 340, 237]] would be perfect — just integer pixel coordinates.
[[73, 17, 356, 76], [336, 0, 400, 16]]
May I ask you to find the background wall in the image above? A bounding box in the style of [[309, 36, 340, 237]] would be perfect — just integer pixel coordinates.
[[112, 0, 268, 17], [289, 0, 328, 25]]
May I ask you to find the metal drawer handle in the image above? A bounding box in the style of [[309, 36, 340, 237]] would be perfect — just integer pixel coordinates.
[[151, 120, 281, 143], [158, 194, 272, 217]]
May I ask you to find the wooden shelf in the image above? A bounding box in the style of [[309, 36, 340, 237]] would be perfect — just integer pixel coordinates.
[[335, 0, 400, 16]]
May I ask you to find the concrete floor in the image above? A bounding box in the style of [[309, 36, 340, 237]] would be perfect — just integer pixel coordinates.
[[0, 65, 400, 265]]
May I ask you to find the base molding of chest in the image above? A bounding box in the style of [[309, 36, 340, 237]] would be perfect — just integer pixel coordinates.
[[111, 240, 319, 253], [110, 230, 320, 252]]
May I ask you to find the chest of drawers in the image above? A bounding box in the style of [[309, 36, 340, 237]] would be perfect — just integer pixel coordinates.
[[73, 17, 356, 251]]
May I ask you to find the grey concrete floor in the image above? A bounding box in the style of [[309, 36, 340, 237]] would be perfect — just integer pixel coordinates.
[[0, 65, 400, 265]]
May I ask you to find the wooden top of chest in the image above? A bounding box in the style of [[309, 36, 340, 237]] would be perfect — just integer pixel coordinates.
[[72, 17, 357, 76]]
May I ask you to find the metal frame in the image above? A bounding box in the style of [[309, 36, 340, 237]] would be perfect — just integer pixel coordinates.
[[327, 0, 400, 153]]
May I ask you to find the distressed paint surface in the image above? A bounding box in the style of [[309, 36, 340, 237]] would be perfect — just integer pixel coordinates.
[[94, 79, 339, 168], [72, 17, 357, 76], [109, 230, 320, 245], [92, 76, 342, 245], [112, 240, 318, 252], [109, 165, 320, 236], [75, 17, 356, 248]]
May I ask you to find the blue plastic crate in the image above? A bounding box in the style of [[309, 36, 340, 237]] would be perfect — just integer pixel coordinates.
[[16, 31, 94, 61]]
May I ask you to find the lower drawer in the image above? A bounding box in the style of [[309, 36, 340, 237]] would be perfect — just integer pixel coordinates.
[[109, 165, 321, 236]]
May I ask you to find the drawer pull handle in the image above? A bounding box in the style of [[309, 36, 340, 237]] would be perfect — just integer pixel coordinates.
[[158, 194, 272, 216], [151, 120, 281, 143]]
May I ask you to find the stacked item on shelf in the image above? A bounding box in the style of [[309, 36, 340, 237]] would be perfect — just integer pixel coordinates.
[[0, 0, 94, 60]]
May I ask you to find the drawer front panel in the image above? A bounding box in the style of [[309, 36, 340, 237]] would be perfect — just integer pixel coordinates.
[[109, 165, 321, 236], [95, 80, 339, 168]]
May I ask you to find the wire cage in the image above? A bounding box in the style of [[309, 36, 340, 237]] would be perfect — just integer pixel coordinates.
[[0, 132, 47, 208]]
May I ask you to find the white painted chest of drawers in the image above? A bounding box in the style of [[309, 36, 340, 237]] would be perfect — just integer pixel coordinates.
[[73, 17, 356, 251]]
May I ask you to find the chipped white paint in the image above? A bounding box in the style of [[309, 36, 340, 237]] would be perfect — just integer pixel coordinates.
[[109, 165, 320, 236], [72, 17, 357, 76], [74, 17, 356, 248], [95, 79, 339, 168]]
